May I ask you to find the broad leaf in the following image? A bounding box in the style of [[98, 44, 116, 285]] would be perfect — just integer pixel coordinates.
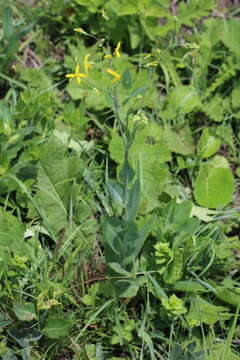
[[194, 156, 234, 208], [14, 303, 36, 322], [164, 126, 195, 155], [42, 318, 72, 339], [186, 296, 231, 326], [0, 208, 25, 250], [197, 128, 221, 158]]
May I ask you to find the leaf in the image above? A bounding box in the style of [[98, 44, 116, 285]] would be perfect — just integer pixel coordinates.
[[191, 205, 218, 222], [0, 100, 14, 136], [173, 280, 207, 293], [3, 6, 14, 41], [115, 277, 145, 298], [0, 208, 25, 250], [109, 123, 171, 211], [108, 0, 137, 16], [147, 274, 168, 300], [108, 262, 131, 276], [119, 159, 135, 184], [168, 85, 200, 113], [197, 128, 221, 158], [164, 126, 195, 155], [221, 18, 240, 58], [29, 137, 90, 245], [126, 179, 141, 222], [207, 343, 240, 360], [178, 0, 215, 27], [173, 200, 192, 225], [207, 280, 240, 307], [186, 296, 231, 326], [42, 318, 72, 339], [194, 158, 234, 208], [8, 326, 42, 347], [106, 180, 124, 208], [101, 216, 122, 263], [14, 303, 36, 322]]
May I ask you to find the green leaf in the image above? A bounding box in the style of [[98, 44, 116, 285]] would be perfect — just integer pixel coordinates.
[[173, 201, 192, 225], [115, 277, 145, 298], [164, 248, 184, 284], [194, 158, 234, 208], [3, 6, 14, 41], [109, 0, 137, 16], [106, 180, 124, 208], [186, 296, 231, 326], [221, 18, 240, 58], [30, 137, 81, 234], [0, 100, 14, 136], [197, 128, 221, 158], [207, 343, 240, 360], [126, 179, 141, 222], [8, 326, 42, 347], [108, 262, 131, 276], [207, 281, 240, 307], [42, 318, 72, 339], [178, 0, 215, 27], [164, 126, 195, 155], [0, 208, 25, 250], [109, 123, 171, 211], [14, 303, 36, 322], [168, 86, 200, 113], [119, 160, 135, 185], [173, 280, 207, 293]]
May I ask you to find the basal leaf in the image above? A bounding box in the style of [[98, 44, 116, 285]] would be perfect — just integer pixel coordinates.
[[197, 128, 221, 158], [14, 303, 36, 322], [168, 85, 200, 113], [164, 126, 195, 155], [194, 158, 234, 208], [42, 318, 72, 339]]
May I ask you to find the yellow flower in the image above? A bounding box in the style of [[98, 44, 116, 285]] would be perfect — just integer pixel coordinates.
[[144, 61, 158, 67], [114, 41, 121, 58], [104, 54, 112, 59], [74, 27, 88, 35], [65, 64, 87, 84], [106, 69, 121, 83], [84, 53, 92, 73]]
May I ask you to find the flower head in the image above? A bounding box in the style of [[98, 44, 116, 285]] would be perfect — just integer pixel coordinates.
[[65, 63, 87, 84], [84, 53, 92, 73], [104, 54, 112, 59], [145, 61, 158, 67], [114, 41, 121, 58], [74, 27, 88, 35], [106, 69, 121, 83]]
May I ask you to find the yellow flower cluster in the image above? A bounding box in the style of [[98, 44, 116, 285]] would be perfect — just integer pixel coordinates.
[[65, 54, 91, 84], [65, 41, 122, 86]]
